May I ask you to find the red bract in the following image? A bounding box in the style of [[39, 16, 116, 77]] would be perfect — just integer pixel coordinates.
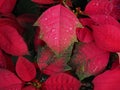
[[79, 18, 95, 27], [43, 73, 81, 90], [16, 57, 36, 82], [0, 0, 17, 13], [70, 42, 109, 80], [85, 0, 113, 15], [36, 4, 82, 55], [0, 68, 22, 90], [0, 18, 24, 35], [93, 68, 120, 90], [76, 18, 94, 43], [110, 0, 120, 20], [92, 24, 120, 52], [0, 25, 28, 56], [90, 15, 120, 27], [76, 27, 94, 43], [34, 28, 45, 51], [32, 0, 55, 4]]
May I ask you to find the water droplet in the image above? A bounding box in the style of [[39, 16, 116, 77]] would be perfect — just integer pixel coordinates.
[[105, 15, 108, 18], [70, 27, 72, 30], [93, 2, 99, 6], [64, 38, 67, 41], [105, 11, 108, 14], [52, 28, 55, 32], [95, 3, 99, 6], [54, 37, 57, 40], [45, 18, 48, 20]]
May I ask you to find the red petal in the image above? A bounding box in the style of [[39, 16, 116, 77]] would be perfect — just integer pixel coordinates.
[[79, 18, 95, 27], [90, 15, 120, 27], [0, 18, 24, 35], [0, 68, 22, 90], [16, 57, 36, 81], [92, 24, 120, 52], [0, 25, 28, 56], [93, 68, 120, 90], [43, 73, 81, 90], [0, 0, 17, 13], [85, 0, 113, 15], [76, 27, 94, 43]]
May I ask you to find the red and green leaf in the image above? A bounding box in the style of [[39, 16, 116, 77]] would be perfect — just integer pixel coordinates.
[[36, 4, 82, 56], [70, 42, 109, 80], [38, 46, 72, 75]]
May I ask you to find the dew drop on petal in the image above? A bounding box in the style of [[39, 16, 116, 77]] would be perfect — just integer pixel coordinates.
[[45, 18, 48, 20], [105, 15, 108, 18], [95, 3, 99, 6], [54, 37, 57, 40], [70, 27, 72, 30], [64, 38, 67, 41], [52, 28, 55, 32]]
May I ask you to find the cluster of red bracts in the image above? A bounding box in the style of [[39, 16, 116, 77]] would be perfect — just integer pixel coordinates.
[[0, 0, 80, 90], [0, 0, 120, 90]]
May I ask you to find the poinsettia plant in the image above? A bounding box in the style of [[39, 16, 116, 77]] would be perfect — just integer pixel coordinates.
[[0, 0, 120, 90]]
